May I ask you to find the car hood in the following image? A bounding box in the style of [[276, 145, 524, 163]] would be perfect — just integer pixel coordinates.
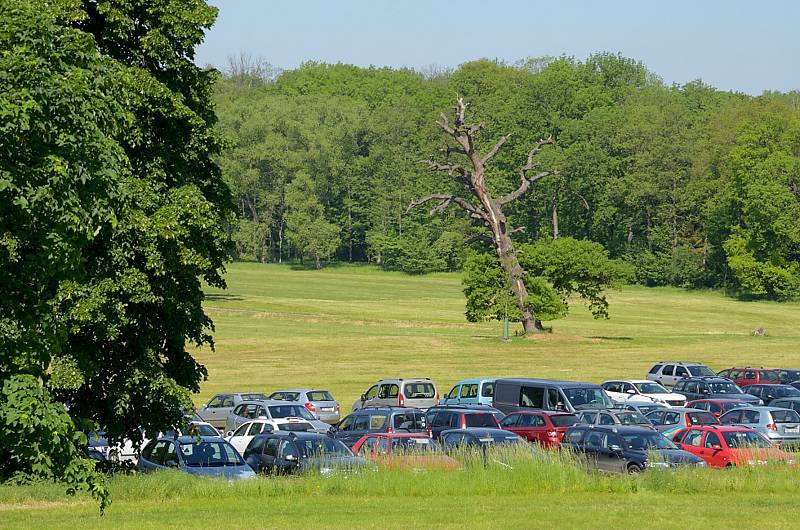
[[184, 465, 256, 480], [649, 448, 705, 465], [711, 393, 759, 402], [728, 447, 794, 464], [299, 455, 373, 472], [643, 393, 685, 402]]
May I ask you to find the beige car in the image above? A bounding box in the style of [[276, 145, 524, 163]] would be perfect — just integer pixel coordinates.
[[352, 378, 439, 411]]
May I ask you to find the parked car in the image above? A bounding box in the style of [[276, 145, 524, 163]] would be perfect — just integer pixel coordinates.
[[775, 369, 800, 385], [492, 378, 614, 415], [137, 435, 255, 480], [719, 406, 800, 446], [225, 419, 304, 455], [575, 409, 654, 428], [770, 397, 800, 414], [717, 367, 781, 387], [498, 411, 579, 448], [439, 428, 525, 449], [601, 380, 686, 407], [243, 431, 369, 475], [331, 408, 426, 447], [351, 433, 460, 470], [616, 402, 669, 416], [195, 392, 269, 429], [225, 400, 329, 434], [742, 384, 800, 405], [434, 403, 506, 422], [645, 407, 719, 438], [92, 420, 220, 464], [268, 389, 341, 424], [352, 378, 438, 411], [672, 377, 761, 404], [564, 425, 704, 473], [686, 398, 748, 418], [646, 362, 716, 387], [440, 378, 495, 406], [425, 406, 501, 439], [671, 425, 795, 467]]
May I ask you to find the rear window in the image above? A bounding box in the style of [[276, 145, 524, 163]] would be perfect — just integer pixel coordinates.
[[648, 364, 663, 375], [306, 391, 334, 402], [392, 412, 426, 430], [403, 382, 435, 399], [761, 371, 781, 382], [465, 414, 498, 428], [688, 412, 718, 425], [242, 393, 268, 401], [772, 410, 800, 423], [549, 414, 579, 427]]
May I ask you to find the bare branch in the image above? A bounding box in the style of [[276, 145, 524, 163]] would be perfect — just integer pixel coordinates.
[[420, 159, 468, 176], [499, 170, 558, 205], [440, 145, 467, 157], [524, 136, 555, 168], [481, 134, 511, 165], [407, 193, 488, 222], [437, 113, 455, 135], [510, 226, 526, 235], [468, 122, 485, 135], [455, 97, 467, 127]]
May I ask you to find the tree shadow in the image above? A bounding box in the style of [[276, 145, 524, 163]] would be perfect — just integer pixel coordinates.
[[205, 293, 243, 302], [588, 336, 634, 341]]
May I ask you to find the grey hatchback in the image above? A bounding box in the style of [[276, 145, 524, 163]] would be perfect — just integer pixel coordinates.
[[269, 389, 341, 424], [576, 409, 654, 429], [719, 406, 800, 447]]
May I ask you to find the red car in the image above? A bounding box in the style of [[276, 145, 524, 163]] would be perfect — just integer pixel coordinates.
[[498, 411, 579, 448], [671, 425, 794, 467], [686, 399, 748, 418], [351, 433, 460, 470], [717, 367, 781, 387]]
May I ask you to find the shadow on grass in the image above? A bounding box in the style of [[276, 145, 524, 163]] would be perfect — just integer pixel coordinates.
[[588, 336, 634, 341], [205, 293, 244, 302], [288, 261, 345, 271]]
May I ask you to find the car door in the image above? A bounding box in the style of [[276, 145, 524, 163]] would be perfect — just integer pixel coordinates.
[[659, 365, 674, 386], [198, 394, 233, 428], [499, 413, 520, 435], [460, 383, 479, 405], [479, 381, 495, 406], [509, 414, 537, 442], [229, 422, 253, 454], [676, 429, 705, 461], [701, 431, 726, 467], [275, 440, 301, 474], [353, 385, 378, 411], [260, 438, 281, 473], [443, 384, 461, 405], [674, 365, 690, 384], [583, 431, 614, 472]]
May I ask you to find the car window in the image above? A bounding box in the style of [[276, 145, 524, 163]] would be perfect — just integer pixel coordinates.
[[353, 415, 370, 431], [673, 380, 685, 391], [264, 438, 280, 457], [465, 414, 497, 428], [688, 412, 717, 425], [584, 431, 607, 449], [622, 383, 636, 393], [649, 364, 663, 375], [566, 429, 585, 444], [500, 414, 519, 428], [403, 382, 435, 399], [550, 414, 579, 427], [663, 412, 680, 425], [377, 384, 392, 399], [246, 422, 263, 436], [481, 382, 495, 398], [460, 384, 479, 398], [279, 440, 299, 459], [682, 430, 703, 446], [599, 414, 616, 425], [685, 382, 698, 393], [163, 442, 178, 466], [646, 411, 664, 425], [233, 423, 250, 437], [444, 433, 464, 446], [709, 403, 722, 414], [721, 411, 740, 424], [242, 393, 268, 401], [369, 414, 388, 430], [741, 410, 759, 424], [149, 441, 168, 465], [338, 416, 355, 431], [232, 405, 245, 416], [675, 366, 689, 377], [602, 382, 619, 393], [446, 385, 460, 400], [772, 410, 800, 423], [364, 385, 378, 400], [531, 415, 547, 427], [307, 391, 334, 402], [393, 411, 425, 430], [387, 384, 399, 398], [662, 365, 674, 376], [547, 388, 564, 410], [207, 395, 226, 408], [703, 432, 722, 448], [519, 386, 544, 408], [581, 412, 598, 423], [688, 366, 715, 377], [246, 435, 266, 455], [744, 371, 756, 380]]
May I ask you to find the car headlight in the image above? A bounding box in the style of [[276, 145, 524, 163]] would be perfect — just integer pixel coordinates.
[[649, 461, 671, 468], [746, 459, 768, 465], [696, 460, 706, 467]]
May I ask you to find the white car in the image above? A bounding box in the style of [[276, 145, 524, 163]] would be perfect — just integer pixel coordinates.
[[107, 420, 220, 463], [601, 380, 687, 407], [224, 419, 313, 455]]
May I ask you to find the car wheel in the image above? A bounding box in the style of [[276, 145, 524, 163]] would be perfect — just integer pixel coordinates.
[[108, 449, 119, 463], [627, 463, 642, 474]]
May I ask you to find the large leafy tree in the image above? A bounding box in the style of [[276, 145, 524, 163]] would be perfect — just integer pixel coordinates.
[[0, 0, 230, 507]]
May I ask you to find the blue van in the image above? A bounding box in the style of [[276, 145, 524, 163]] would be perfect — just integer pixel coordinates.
[[440, 379, 496, 406]]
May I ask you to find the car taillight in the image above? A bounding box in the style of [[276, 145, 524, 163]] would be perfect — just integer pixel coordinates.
[[435, 393, 440, 405], [547, 430, 558, 439], [387, 426, 393, 434], [335, 404, 340, 414], [686, 416, 693, 426], [427, 425, 433, 438], [767, 422, 778, 431], [398, 393, 405, 407], [304, 402, 316, 414]]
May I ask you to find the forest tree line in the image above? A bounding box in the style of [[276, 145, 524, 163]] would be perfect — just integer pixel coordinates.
[[216, 54, 800, 299]]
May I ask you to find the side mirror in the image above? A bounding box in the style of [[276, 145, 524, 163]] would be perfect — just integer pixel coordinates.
[[226, 431, 233, 437], [701, 388, 710, 394], [711, 444, 722, 452], [285, 454, 298, 461], [360, 394, 367, 402], [626, 389, 637, 395], [609, 444, 623, 454]]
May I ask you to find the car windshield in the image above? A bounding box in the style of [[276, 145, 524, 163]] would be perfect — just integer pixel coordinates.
[[269, 405, 315, 420], [170, 423, 219, 438], [688, 366, 715, 377], [772, 410, 800, 423], [271, 392, 300, 401], [635, 404, 666, 415], [634, 382, 669, 394], [307, 391, 334, 401], [296, 438, 352, 458], [708, 382, 741, 394], [621, 432, 676, 450], [403, 382, 435, 399], [391, 438, 438, 453], [687, 412, 718, 425], [549, 414, 579, 427], [563, 388, 613, 410], [242, 393, 268, 401], [477, 432, 524, 444], [617, 412, 650, 425], [180, 441, 244, 467], [721, 430, 772, 448]]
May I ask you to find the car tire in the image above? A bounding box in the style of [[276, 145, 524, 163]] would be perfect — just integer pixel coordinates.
[[627, 463, 642, 474], [108, 450, 119, 463]]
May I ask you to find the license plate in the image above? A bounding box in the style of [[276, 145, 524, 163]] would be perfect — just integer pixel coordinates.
[[785, 426, 799, 434], [321, 407, 334, 412]]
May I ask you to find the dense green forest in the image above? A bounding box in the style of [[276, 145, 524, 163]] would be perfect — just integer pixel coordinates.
[[216, 55, 800, 299]]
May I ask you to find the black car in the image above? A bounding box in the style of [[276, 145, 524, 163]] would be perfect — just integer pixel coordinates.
[[330, 407, 426, 447], [439, 427, 525, 449], [564, 425, 704, 474], [425, 406, 501, 439], [243, 431, 369, 474], [776, 369, 800, 385], [742, 384, 800, 405], [672, 377, 760, 404]]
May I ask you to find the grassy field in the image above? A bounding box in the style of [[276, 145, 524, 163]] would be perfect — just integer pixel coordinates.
[[3, 262, 800, 528]]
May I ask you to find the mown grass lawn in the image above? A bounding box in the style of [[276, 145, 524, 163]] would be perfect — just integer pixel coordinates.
[[3, 262, 800, 528]]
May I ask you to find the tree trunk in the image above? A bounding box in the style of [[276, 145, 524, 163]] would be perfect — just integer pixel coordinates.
[[494, 224, 540, 333], [315, 254, 321, 270], [551, 193, 559, 240]]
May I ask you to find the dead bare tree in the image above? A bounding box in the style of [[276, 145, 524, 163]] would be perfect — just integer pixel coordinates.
[[409, 98, 558, 334]]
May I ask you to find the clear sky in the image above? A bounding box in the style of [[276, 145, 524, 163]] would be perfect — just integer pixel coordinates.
[[196, 1, 799, 95]]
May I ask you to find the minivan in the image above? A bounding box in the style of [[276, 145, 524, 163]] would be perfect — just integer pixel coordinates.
[[440, 378, 495, 406], [352, 378, 439, 411], [492, 378, 614, 415]]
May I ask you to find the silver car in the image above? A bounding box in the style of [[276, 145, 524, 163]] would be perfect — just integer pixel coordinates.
[[225, 399, 330, 434], [352, 378, 439, 411], [269, 389, 341, 424], [195, 392, 269, 429], [720, 406, 800, 447]]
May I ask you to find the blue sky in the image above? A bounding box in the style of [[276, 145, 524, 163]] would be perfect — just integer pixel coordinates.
[[196, 1, 799, 95]]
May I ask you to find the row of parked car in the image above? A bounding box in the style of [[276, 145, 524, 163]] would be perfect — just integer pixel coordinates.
[[114, 362, 800, 479]]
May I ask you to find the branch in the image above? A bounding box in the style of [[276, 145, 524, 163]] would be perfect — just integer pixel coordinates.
[[498, 136, 558, 205], [481, 134, 511, 165], [437, 113, 455, 135], [440, 145, 467, 157], [407, 194, 488, 222], [455, 97, 467, 127], [420, 159, 468, 177]]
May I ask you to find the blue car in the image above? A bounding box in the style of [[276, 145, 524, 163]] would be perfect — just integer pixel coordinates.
[[440, 379, 496, 406], [138, 435, 255, 480]]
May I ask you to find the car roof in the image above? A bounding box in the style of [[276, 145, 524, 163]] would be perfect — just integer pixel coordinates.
[[680, 376, 732, 382], [451, 378, 495, 385], [256, 431, 328, 440], [351, 407, 422, 414], [271, 389, 330, 394], [647, 407, 705, 414], [513, 410, 576, 416], [496, 378, 602, 388], [239, 399, 299, 406], [363, 433, 431, 439], [773, 397, 800, 402], [687, 398, 746, 403], [690, 425, 752, 432], [573, 425, 655, 434], [373, 378, 433, 384], [654, 361, 707, 366], [164, 435, 226, 444], [728, 406, 797, 413], [441, 427, 511, 436], [603, 379, 657, 385]]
